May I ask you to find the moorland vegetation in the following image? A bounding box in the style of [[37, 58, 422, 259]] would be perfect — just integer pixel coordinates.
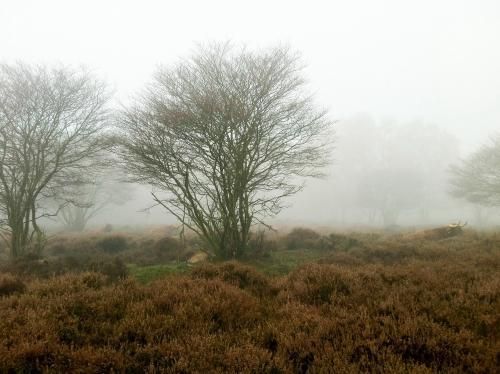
[[0, 227, 498, 372]]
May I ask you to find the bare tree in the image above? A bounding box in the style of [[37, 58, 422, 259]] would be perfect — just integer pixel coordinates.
[[0, 63, 110, 257], [449, 135, 500, 207], [119, 43, 333, 259], [59, 166, 134, 232], [357, 168, 425, 226], [331, 117, 460, 226], [58, 183, 104, 232]]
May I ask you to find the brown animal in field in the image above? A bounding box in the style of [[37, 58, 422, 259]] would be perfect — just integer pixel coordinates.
[[404, 222, 467, 241]]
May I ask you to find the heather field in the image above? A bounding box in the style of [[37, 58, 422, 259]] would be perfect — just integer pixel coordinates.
[[0, 228, 499, 373]]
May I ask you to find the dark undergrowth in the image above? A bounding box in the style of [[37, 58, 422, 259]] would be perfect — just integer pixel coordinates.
[[0, 227, 499, 372]]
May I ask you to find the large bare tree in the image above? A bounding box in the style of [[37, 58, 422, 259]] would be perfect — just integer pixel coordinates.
[[120, 44, 333, 259], [449, 135, 500, 207], [0, 63, 110, 257]]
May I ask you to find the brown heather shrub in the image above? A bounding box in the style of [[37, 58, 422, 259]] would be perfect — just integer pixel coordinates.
[[148, 277, 262, 334], [318, 251, 364, 266], [0, 233, 498, 372], [318, 232, 363, 251], [281, 227, 365, 252], [154, 236, 182, 253], [90, 257, 128, 281], [45, 233, 101, 255], [64, 234, 192, 266], [281, 264, 354, 305], [285, 227, 322, 250], [191, 261, 275, 297], [0, 273, 26, 297], [97, 234, 128, 253], [247, 230, 278, 258], [121, 236, 189, 265], [0, 255, 128, 281]]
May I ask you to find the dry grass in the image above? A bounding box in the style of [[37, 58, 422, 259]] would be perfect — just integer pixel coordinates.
[[0, 227, 498, 372]]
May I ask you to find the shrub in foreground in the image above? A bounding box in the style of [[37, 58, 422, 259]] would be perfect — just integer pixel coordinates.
[[191, 261, 274, 297], [0, 231, 499, 372], [0, 274, 26, 297], [0, 251, 498, 373]]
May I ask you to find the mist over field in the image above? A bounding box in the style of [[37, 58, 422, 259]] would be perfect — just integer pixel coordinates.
[[73, 115, 500, 230], [3, 0, 498, 230], [1, 1, 499, 372]]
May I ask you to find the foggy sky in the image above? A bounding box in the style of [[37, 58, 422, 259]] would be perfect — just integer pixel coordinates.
[[1, 0, 499, 227], [1, 0, 499, 153]]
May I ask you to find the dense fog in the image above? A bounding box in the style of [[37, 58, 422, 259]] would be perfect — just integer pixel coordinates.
[[62, 112, 500, 229], [80, 115, 500, 230], [2, 0, 499, 230], [2, 4, 500, 372]]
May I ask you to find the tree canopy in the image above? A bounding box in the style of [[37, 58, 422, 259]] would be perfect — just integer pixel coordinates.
[[119, 43, 333, 259], [450, 136, 500, 207], [0, 63, 110, 257]]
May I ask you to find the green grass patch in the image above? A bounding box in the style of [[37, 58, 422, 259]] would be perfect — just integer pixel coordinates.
[[243, 248, 328, 275], [127, 262, 189, 283], [128, 249, 330, 282]]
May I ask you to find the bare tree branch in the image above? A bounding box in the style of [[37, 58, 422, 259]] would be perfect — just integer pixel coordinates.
[[0, 63, 110, 257], [118, 43, 334, 259]]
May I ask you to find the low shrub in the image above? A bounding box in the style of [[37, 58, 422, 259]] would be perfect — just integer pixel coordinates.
[[0, 251, 498, 372], [97, 235, 128, 254], [317, 251, 364, 266], [285, 227, 322, 250], [0, 229, 498, 371], [0, 274, 26, 297], [0, 254, 55, 278], [191, 261, 274, 297], [120, 236, 191, 266], [153, 236, 182, 253], [0, 255, 128, 281], [247, 231, 277, 258], [282, 264, 354, 305], [282, 228, 363, 252], [90, 258, 128, 281], [318, 232, 363, 251]]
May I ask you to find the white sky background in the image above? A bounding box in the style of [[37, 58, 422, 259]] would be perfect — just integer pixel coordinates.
[[1, 0, 499, 225], [1, 0, 499, 152]]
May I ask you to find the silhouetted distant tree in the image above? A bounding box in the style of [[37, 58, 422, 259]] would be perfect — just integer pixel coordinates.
[[59, 167, 133, 232], [357, 168, 425, 225], [450, 135, 500, 207]]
